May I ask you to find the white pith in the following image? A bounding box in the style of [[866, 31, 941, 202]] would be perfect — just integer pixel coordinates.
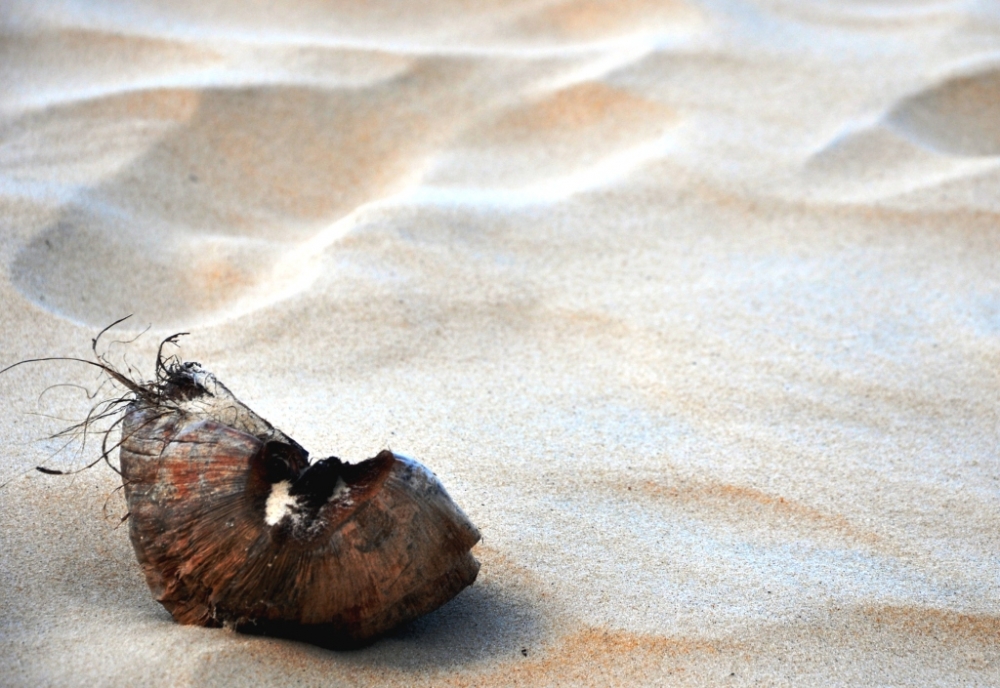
[[264, 480, 298, 526]]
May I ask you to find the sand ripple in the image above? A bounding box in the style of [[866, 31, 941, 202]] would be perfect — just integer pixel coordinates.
[[804, 60, 1000, 202], [5, 23, 687, 325]]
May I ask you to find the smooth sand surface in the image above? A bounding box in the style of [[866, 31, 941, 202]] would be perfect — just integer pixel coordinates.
[[2, 1, 999, 685]]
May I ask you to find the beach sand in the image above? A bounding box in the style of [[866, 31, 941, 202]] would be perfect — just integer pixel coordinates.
[[1, 0, 999, 685]]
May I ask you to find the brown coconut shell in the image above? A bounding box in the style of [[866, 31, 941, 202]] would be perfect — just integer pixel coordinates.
[[118, 361, 480, 647]]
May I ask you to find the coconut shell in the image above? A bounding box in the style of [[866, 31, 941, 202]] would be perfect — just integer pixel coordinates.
[[118, 362, 480, 646]]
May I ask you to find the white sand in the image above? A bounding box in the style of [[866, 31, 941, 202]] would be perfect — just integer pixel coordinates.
[[2, 0, 999, 685]]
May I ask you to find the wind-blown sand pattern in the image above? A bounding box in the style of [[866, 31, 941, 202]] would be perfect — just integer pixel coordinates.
[[1, 0, 999, 685]]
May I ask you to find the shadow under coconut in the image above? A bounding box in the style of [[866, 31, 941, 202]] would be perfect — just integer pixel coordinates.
[[238, 579, 546, 670]]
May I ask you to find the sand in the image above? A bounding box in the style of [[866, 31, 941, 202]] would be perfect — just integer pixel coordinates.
[[1, 0, 999, 685]]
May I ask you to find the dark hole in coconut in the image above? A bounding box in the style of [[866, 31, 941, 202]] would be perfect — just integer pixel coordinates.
[[289, 456, 345, 511], [261, 440, 309, 484]]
